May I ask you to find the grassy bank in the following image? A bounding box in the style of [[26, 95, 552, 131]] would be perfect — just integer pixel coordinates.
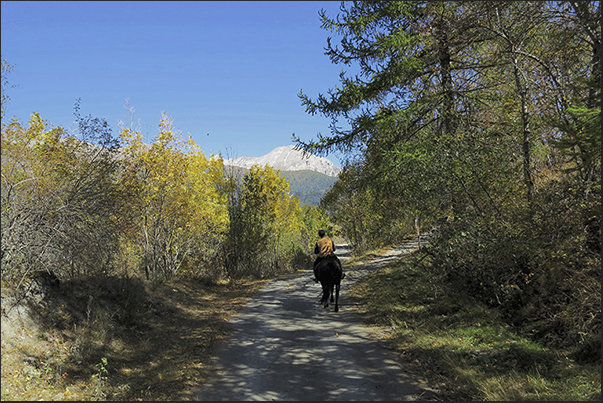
[[347, 248, 601, 401], [1, 277, 266, 401]]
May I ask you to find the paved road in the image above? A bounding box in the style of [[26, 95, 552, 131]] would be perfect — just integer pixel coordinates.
[[194, 235, 432, 401]]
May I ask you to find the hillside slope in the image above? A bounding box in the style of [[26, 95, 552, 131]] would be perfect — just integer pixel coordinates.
[[281, 170, 337, 206], [224, 166, 336, 206]]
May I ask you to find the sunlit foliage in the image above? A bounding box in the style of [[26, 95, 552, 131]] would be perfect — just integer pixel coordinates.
[[117, 112, 229, 280], [298, 1, 600, 355]]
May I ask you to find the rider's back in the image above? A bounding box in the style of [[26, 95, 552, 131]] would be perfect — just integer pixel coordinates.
[[316, 237, 335, 257]]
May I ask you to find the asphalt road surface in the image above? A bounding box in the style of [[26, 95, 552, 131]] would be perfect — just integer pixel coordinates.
[[194, 235, 433, 401]]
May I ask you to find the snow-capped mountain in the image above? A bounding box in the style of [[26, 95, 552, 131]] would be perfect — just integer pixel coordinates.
[[224, 145, 341, 177]]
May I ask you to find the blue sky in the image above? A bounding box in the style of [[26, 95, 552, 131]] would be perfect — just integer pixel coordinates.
[[1, 1, 348, 167]]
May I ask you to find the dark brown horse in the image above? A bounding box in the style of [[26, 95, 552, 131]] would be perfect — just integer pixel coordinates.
[[315, 256, 343, 312]]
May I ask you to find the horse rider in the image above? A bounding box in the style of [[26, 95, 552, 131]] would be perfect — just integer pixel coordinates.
[[313, 229, 344, 282]]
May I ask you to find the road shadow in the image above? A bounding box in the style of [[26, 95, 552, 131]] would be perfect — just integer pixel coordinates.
[[193, 235, 431, 401]]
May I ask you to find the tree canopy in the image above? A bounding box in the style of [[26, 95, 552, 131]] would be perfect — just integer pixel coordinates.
[[296, 0, 600, 355]]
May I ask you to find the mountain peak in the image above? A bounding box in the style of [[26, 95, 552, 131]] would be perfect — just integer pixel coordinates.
[[224, 145, 341, 177]]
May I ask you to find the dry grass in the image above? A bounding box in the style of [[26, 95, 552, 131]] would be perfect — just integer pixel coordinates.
[[347, 252, 601, 401], [1, 276, 266, 401]]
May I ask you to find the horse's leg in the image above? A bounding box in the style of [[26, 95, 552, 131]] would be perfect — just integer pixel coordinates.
[[320, 284, 326, 306], [330, 284, 335, 303], [321, 283, 330, 308], [334, 283, 340, 312]]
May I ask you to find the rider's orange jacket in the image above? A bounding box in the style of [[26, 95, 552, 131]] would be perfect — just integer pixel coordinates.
[[315, 237, 336, 257]]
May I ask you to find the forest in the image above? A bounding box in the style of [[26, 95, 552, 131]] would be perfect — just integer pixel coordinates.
[[0, 102, 334, 283], [294, 1, 600, 360], [0, 0, 600, 398]]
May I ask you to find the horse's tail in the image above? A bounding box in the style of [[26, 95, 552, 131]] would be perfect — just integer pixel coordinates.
[[327, 258, 342, 283]]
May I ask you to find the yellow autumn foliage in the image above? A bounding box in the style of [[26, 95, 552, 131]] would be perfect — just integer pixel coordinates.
[[118, 112, 229, 279]]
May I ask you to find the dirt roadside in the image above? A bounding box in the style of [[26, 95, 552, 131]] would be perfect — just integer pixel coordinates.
[[1, 272, 266, 400]]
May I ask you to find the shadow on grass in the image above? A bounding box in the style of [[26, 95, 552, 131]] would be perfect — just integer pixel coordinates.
[[27, 274, 264, 400], [348, 254, 601, 401]]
